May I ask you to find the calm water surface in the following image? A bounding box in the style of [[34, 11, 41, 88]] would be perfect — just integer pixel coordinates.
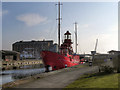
[[0, 68, 45, 85]]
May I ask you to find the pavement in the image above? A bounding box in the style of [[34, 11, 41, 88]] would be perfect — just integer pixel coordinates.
[[15, 64, 99, 88]]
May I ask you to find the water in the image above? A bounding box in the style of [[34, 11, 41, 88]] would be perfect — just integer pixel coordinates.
[[0, 68, 45, 85], [0, 75, 15, 85]]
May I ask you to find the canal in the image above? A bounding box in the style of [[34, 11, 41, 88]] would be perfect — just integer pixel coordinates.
[[0, 66, 45, 85]]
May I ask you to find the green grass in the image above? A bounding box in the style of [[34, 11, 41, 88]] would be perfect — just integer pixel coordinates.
[[65, 73, 119, 88]]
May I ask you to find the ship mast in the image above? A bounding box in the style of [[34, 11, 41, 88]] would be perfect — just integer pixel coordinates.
[[74, 22, 78, 54], [56, 2, 62, 50]]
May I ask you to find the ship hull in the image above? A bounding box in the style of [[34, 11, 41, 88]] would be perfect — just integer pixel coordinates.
[[41, 51, 80, 71]]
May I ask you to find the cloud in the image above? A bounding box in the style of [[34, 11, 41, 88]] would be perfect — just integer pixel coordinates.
[[17, 13, 47, 26], [0, 10, 8, 16]]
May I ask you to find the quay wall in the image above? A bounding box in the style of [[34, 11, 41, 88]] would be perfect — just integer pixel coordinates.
[[2, 59, 43, 70]]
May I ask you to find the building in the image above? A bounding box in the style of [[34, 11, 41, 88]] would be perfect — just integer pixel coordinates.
[[108, 50, 120, 55], [12, 40, 58, 60], [1, 50, 20, 61], [49, 43, 58, 53], [108, 50, 120, 60], [108, 50, 120, 72]]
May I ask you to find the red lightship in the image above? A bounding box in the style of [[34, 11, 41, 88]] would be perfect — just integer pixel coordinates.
[[41, 31, 80, 71], [41, 2, 80, 71]]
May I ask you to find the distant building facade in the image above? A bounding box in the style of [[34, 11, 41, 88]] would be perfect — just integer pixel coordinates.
[[108, 50, 120, 55], [94, 54, 110, 60], [1, 50, 20, 61], [108, 50, 120, 72], [12, 40, 58, 60]]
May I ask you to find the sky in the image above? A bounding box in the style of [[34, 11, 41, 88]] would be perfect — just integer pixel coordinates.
[[2, 2, 118, 54]]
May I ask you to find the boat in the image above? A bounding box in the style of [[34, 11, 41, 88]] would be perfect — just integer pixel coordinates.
[[41, 31, 80, 71], [41, 2, 81, 72]]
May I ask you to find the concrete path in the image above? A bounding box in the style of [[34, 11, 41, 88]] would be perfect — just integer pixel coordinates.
[[15, 65, 99, 88]]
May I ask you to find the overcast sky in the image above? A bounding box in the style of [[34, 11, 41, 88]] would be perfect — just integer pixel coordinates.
[[2, 2, 118, 54]]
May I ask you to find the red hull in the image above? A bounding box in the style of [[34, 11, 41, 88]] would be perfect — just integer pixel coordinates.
[[41, 51, 80, 71]]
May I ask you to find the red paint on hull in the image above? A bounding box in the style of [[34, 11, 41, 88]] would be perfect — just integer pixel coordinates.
[[41, 51, 80, 71]]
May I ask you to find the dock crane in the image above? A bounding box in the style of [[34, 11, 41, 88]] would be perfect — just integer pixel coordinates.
[[94, 39, 98, 52], [91, 39, 98, 56], [89, 39, 98, 66]]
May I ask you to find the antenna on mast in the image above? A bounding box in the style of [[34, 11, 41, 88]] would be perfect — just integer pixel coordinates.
[[56, 2, 62, 51]]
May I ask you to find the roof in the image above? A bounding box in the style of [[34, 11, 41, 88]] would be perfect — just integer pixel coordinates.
[[13, 40, 54, 45], [1, 50, 20, 55], [108, 50, 120, 53], [64, 31, 71, 35]]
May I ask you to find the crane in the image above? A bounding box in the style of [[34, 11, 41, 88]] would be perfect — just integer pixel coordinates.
[[94, 39, 98, 53], [89, 39, 98, 66]]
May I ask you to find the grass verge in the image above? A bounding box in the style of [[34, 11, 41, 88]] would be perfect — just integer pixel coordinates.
[[65, 72, 119, 88]]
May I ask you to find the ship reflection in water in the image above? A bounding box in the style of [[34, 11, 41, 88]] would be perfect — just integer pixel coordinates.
[[1, 67, 45, 85]]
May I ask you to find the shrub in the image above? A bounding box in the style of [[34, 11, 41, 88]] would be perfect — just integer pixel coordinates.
[[100, 65, 114, 74]]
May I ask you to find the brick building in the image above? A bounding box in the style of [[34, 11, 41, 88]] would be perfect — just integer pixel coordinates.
[[12, 40, 58, 59]]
